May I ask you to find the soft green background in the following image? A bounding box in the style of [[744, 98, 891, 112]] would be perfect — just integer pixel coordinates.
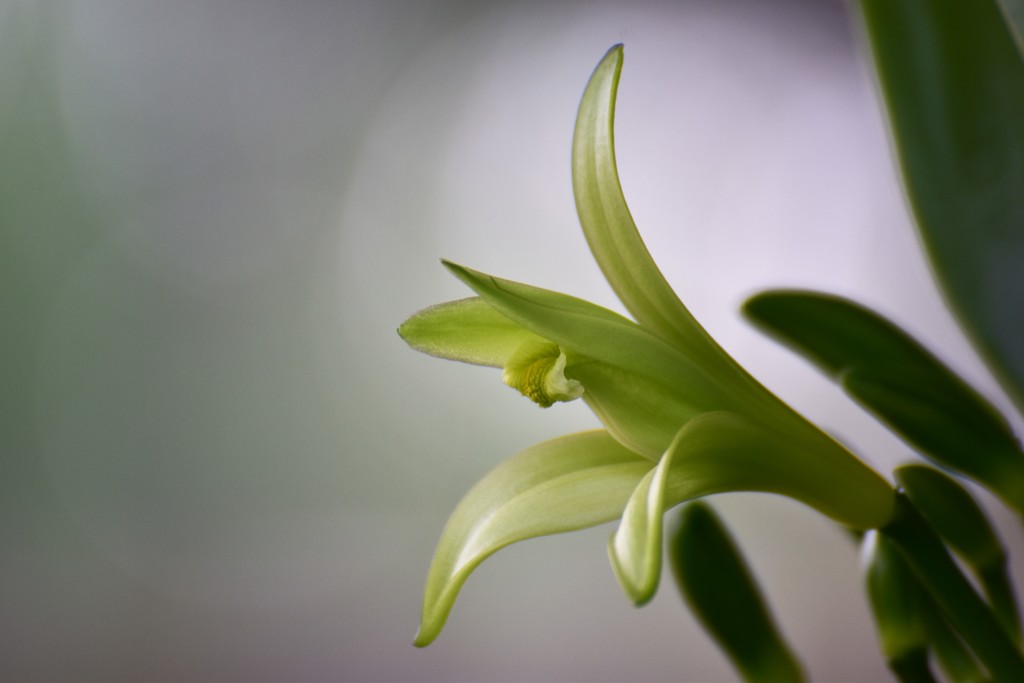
[[4, 0, 1020, 680]]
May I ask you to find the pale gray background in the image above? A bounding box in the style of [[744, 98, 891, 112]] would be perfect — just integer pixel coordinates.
[[3, 0, 1021, 681]]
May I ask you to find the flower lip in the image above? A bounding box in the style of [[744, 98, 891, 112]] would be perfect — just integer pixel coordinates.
[[502, 339, 583, 408]]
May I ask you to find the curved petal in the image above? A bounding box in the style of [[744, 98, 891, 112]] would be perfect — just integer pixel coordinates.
[[607, 430, 679, 605], [414, 430, 652, 647], [607, 411, 894, 610], [398, 296, 545, 368], [571, 45, 726, 372]]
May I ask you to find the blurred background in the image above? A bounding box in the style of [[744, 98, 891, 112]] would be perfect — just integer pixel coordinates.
[[4, 0, 1022, 680]]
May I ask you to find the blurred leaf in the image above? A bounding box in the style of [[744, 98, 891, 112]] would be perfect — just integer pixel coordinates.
[[882, 494, 1024, 681], [571, 45, 725, 372], [863, 531, 935, 683], [413, 430, 651, 647], [670, 502, 803, 683], [996, 0, 1024, 56], [859, 0, 1024, 410], [744, 290, 1024, 510], [897, 465, 1019, 641], [398, 296, 546, 368]]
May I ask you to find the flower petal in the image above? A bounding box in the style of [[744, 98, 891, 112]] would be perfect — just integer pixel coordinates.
[[608, 410, 894, 610], [414, 430, 652, 647], [572, 45, 727, 372], [442, 260, 739, 409], [607, 430, 679, 605], [398, 296, 546, 368]]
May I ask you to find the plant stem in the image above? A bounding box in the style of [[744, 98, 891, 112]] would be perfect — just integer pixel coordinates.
[[882, 493, 1024, 682]]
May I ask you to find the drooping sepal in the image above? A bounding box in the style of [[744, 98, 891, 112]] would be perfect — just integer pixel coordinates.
[[414, 430, 651, 647]]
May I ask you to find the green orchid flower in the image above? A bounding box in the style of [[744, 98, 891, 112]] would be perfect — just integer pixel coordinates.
[[399, 44, 895, 648]]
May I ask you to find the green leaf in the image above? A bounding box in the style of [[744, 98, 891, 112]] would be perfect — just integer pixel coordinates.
[[859, 0, 1024, 410], [882, 494, 1024, 682], [671, 503, 804, 683], [897, 465, 1019, 641], [864, 531, 935, 682], [398, 296, 546, 368], [744, 290, 1024, 511], [571, 45, 727, 372], [996, 0, 1024, 57], [414, 430, 651, 647]]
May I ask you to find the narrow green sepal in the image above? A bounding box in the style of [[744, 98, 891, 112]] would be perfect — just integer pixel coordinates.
[[398, 296, 546, 368], [670, 502, 804, 683], [571, 44, 728, 372], [413, 430, 651, 647]]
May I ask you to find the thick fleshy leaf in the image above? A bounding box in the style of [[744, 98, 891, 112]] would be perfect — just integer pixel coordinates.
[[859, 0, 1024, 410], [881, 494, 1024, 681], [897, 465, 1019, 641], [414, 430, 651, 647], [863, 531, 934, 682], [672, 503, 804, 683], [571, 45, 726, 372], [607, 428, 680, 605], [659, 411, 894, 531], [398, 296, 545, 368], [744, 290, 1024, 510], [443, 260, 741, 410]]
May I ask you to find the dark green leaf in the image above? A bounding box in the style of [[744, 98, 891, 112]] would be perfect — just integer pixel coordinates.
[[897, 465, 1019, 641], [670, 502, 803, 683], [859, 0, 1024, 410], [744, 290, 1024, 511]]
